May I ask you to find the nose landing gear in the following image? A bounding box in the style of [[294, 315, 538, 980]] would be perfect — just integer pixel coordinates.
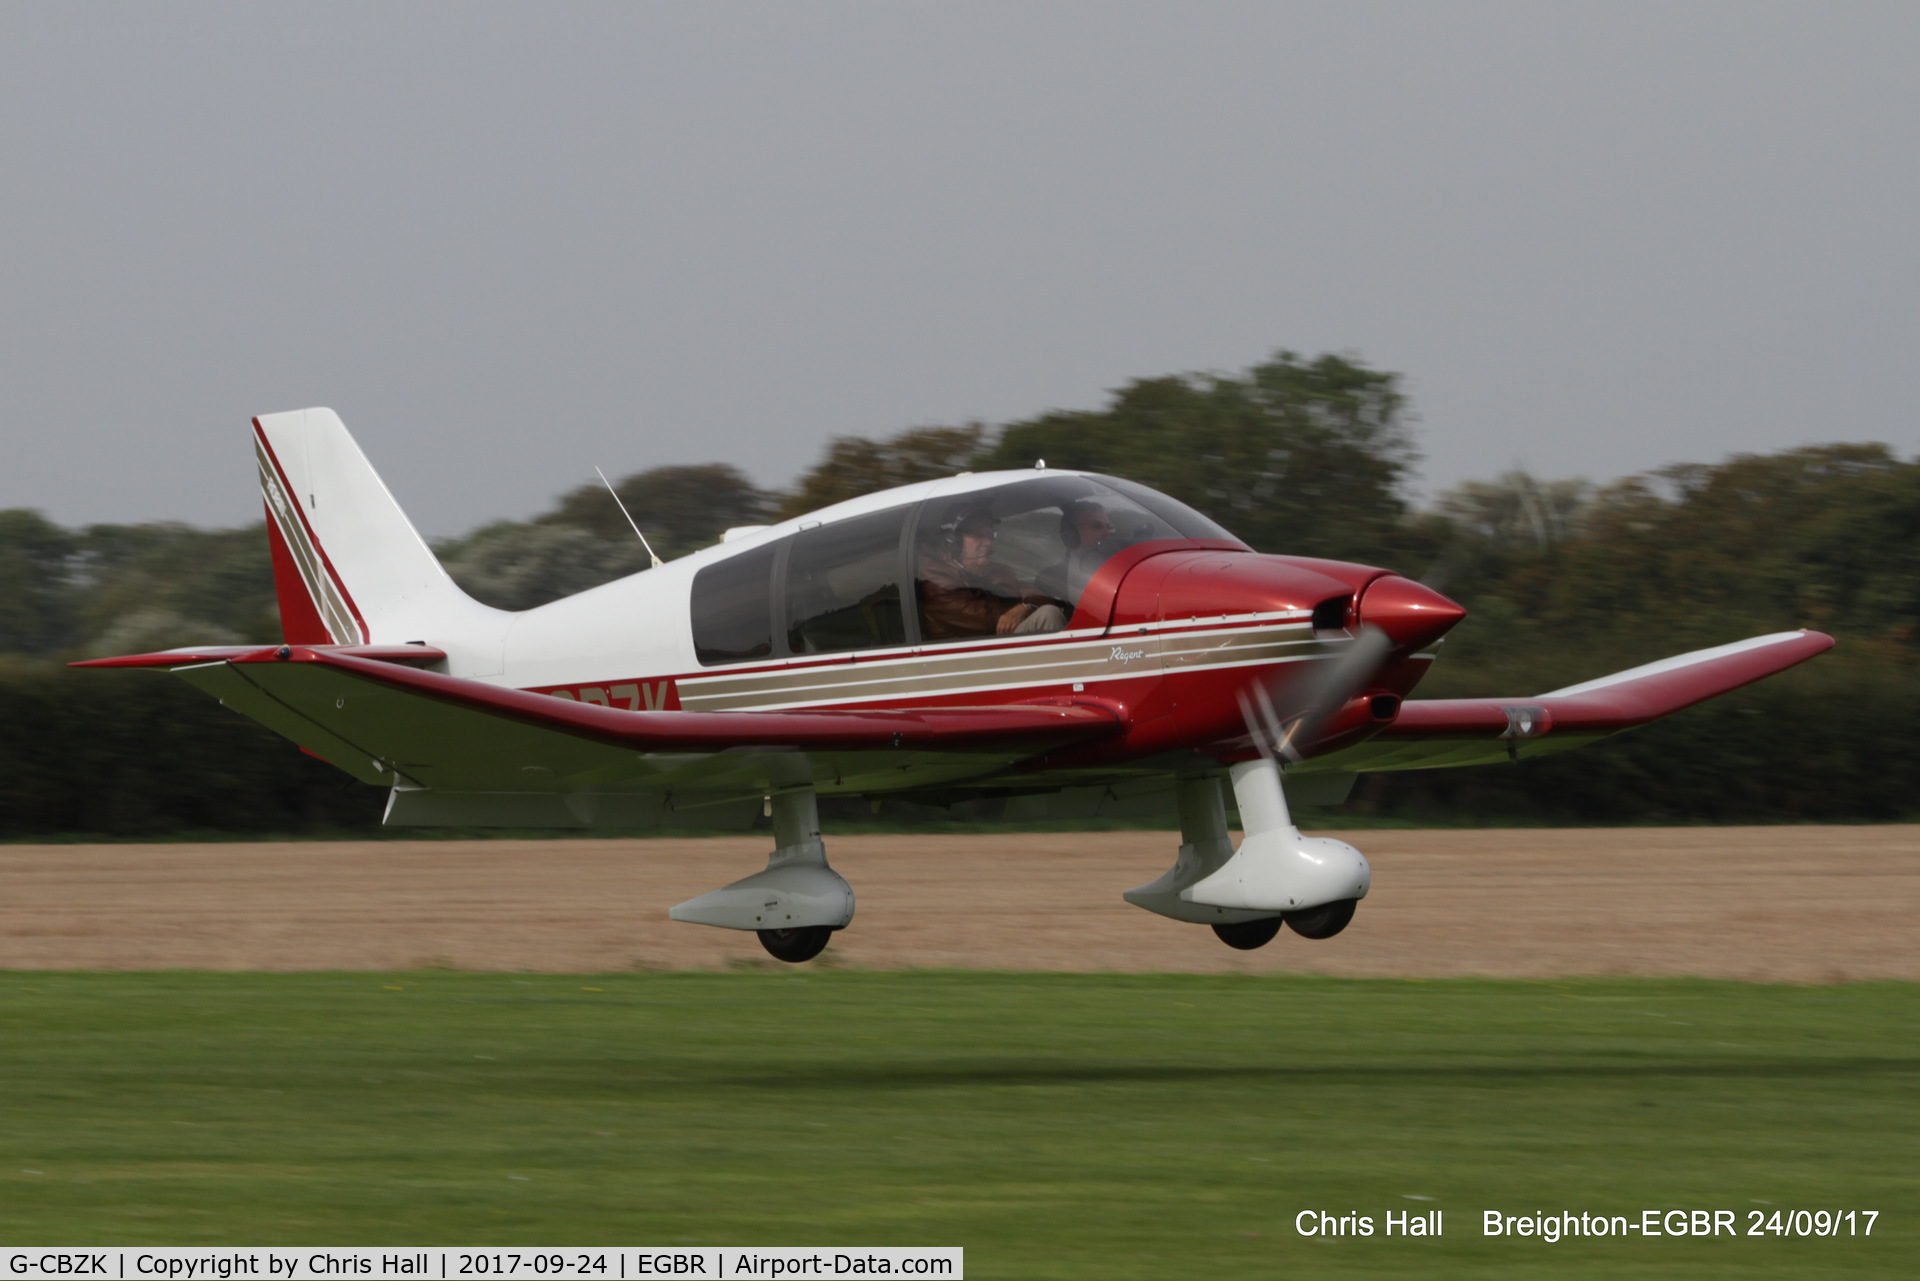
[[1206, 900, 1358, 951], [1210, 917, 1283, 950], [1282, 896, 1357, 940], [1126, 763, 1369, 951]]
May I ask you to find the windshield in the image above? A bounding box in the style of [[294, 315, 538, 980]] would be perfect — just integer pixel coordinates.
[[912, 475, 1244, 642], [1093, 475, 1242, 544]]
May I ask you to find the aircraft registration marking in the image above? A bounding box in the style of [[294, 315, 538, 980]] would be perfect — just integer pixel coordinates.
[[549, 680, 678, 710]]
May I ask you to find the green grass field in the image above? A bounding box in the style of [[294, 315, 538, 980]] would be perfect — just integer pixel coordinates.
[[1, 972, 1913, 1278]]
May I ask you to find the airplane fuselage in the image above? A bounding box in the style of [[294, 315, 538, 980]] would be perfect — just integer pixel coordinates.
[[485, 469, 1460, 787]]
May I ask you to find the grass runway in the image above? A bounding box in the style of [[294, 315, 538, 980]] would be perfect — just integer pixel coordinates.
[[1, 971, 1913, 1278]]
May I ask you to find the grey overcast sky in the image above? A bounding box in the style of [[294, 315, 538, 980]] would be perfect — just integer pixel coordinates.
[[2, 2, 1916, 537]]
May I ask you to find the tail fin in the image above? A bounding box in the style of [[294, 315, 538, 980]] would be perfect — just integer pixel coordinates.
[[254, 408, 483, 647]]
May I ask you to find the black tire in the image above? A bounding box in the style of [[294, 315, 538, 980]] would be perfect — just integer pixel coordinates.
[[757, 925, 833, 963], [1210, 917, 1283, 950], [1283, 898, 1357, 940]]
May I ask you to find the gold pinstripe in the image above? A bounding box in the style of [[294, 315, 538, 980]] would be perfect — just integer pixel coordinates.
[[675, 623, 1344, 712], [256, 436, 360, 645]]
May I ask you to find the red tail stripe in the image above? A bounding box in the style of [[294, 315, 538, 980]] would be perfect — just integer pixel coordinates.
[[263, 499, 334, 644], [253, 418, 369, 644]]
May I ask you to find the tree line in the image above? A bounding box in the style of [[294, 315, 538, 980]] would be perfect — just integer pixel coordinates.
[[2, 351, 1914, 835]]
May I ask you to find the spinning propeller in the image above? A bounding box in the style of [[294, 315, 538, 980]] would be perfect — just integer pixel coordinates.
[[1237, 625, 1395, 763], [1233, 573, 1465, 763]]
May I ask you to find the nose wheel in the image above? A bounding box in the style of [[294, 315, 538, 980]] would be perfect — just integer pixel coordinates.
[[1210, 917, 1283, 950], [757, 925, 833, 963], [1208, 899, 1359, 950], [1283, 898, 1357, 939]]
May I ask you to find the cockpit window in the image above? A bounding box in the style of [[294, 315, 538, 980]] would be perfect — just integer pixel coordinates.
[[691, 542, 777, 665], [784, 508, 908, 654], [913, 475, 1243, 643]]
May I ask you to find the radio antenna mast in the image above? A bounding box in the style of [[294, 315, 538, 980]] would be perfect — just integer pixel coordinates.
[[595, 465, 663, 568]]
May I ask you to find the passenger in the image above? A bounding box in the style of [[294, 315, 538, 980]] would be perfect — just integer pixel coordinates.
[[1034, 500, 1117, 609], [918, 508, 1067, 639]]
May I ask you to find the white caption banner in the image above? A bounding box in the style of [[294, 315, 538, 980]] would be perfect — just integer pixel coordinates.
[[3, 1251, 962, 1281]]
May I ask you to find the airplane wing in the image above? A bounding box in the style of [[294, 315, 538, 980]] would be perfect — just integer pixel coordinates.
[[1301, 630, 1834, 773], [75, 645, 1123, 802], [79, 630, 1832, 814]]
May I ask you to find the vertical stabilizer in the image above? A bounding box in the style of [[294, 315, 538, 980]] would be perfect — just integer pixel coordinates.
[[254, 409, 507, 669]]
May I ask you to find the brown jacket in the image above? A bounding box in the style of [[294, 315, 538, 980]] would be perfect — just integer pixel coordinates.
[[917, 556, 1049, 640]]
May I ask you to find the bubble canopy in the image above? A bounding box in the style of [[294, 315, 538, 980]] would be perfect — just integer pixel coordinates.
[[922, 474, 1241, 545], [691, 473, 1248, 665]]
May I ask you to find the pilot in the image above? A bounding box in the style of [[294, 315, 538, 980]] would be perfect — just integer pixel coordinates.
[[919, 507, 1067, 639], [1034, 499, 1117, 608]]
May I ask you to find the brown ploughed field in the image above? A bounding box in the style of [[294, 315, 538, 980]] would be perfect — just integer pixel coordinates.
[[0, 827, 1913, 980]]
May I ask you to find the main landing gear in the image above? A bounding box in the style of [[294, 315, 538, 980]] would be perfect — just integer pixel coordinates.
[[1125, 759, 1371, 951], [669, 787, 855, 964], [756, 925, 835, 963]]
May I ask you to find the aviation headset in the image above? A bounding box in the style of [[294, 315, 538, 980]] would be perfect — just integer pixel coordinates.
[[938, 504, 998, 550]]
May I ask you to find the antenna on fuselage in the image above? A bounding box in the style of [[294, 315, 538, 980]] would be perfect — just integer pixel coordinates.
[[594, 465, 664, 569]]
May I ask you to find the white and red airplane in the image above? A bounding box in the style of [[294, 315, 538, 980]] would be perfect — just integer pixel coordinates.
[[80, 409, 1832, 961]]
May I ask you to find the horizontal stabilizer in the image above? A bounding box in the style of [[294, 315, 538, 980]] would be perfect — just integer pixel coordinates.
[[71, 643, 448, 670]]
